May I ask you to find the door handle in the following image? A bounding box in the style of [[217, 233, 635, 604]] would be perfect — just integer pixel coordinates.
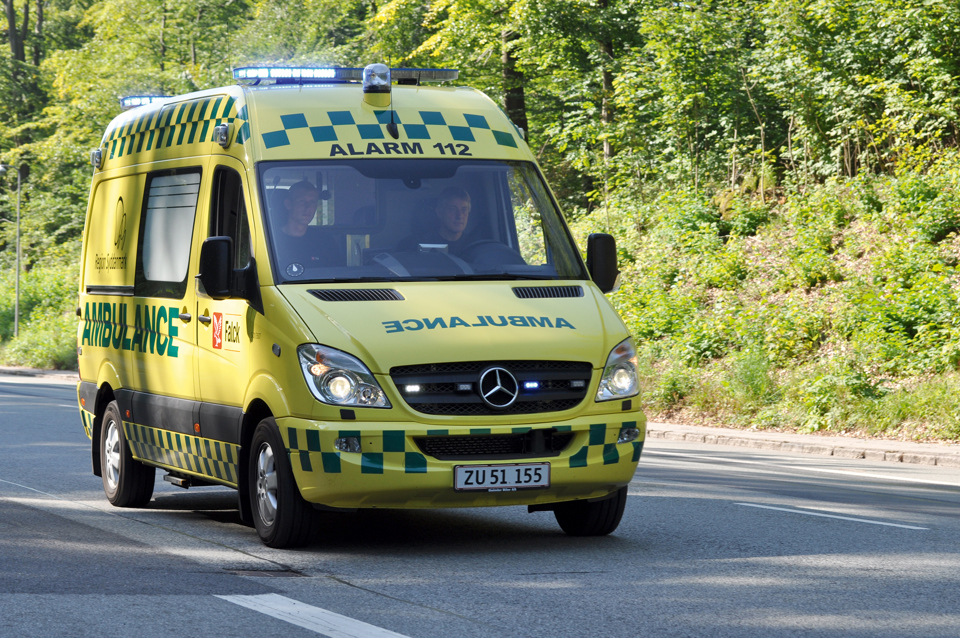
[[198, 315, 212, 325], [179, 313, 192, 323]]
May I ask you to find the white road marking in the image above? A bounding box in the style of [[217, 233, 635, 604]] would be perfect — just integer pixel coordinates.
[[646, 450, 960, 488], [736, 503, 928, 530], [217, 594, 409, 637]]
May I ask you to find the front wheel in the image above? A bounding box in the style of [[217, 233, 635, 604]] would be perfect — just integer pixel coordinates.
[[100, 400, 155, 507], [553, 486, 628, 536], [249, 418, 317, 548]]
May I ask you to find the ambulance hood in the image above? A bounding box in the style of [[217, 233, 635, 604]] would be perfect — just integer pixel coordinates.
[[278, 282, 628, 374]]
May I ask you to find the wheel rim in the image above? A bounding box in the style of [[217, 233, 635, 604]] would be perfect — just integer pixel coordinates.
[[256, 442, 278, 526], [104, 419, 121, 490]]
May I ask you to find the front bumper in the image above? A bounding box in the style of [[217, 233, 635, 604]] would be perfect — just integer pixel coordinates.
[[279, 412, 645, 509]]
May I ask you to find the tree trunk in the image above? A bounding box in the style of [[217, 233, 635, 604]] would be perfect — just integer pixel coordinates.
[[159, 12, 166, 72], [501, 28, 528, 136], [600, 40, 614, 161], [31, 0, 41, 66], [4, 0, 26, 63], [598, 0, 615, 161]]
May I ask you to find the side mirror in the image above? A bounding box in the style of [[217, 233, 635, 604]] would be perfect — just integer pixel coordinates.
[[586, 233, 620, 293], [198, 236, 265, 314], [198, 236, 232, 299]]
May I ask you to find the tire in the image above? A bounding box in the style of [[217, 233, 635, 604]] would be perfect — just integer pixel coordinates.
[[249, 417, 317, 548], [100, 400, 155, 507], [554, 486, 628, 536]]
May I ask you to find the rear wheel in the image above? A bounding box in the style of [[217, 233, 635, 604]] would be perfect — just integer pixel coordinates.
[[100, 400, 155, 507], [554, 486, 628, 536], [249, 418, 317, 548]]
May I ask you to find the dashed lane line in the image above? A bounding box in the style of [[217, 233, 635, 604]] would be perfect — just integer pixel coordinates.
[[736, 502, 929, 530], [217, 593, 410, 637]]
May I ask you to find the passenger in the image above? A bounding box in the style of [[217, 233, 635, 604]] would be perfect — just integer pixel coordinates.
[[273, 180, 343, 271], [398, 187, 476, 256]]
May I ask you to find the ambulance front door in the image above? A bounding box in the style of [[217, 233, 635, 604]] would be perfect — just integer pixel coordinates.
[[196, 158, 254, 447], [125, 167, 202, 417]]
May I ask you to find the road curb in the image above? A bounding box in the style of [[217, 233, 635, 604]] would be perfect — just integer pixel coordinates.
[[0, 366, 78, 382], [646, 428, 960, 469]]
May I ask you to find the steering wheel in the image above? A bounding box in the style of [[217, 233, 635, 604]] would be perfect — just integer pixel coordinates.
[[459, 240, 526, 267]]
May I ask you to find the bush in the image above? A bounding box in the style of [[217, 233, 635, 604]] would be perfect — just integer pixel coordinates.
[[724, 350, 779, 408], [0, 264, 79, 369], [574, 166, 960, 440], [0, 309, 78, 369], [649, 365, 696, 410]]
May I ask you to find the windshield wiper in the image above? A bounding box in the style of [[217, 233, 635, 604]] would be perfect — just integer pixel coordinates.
[[284, 276, 415, 284], [433, 273, 561, 281]]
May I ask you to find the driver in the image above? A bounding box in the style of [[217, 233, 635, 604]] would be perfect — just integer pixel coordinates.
[[398, 187, 475, 255], [273, 180, 343, 273]]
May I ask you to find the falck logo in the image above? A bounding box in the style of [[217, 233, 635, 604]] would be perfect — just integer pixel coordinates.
[[212, 312, 223, 349], [478, 366, 519, 409]]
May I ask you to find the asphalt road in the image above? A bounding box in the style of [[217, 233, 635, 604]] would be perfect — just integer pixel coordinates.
[[2, 376, 959, 637]]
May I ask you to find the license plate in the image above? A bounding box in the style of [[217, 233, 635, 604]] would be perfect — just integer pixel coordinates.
[[454, 463, 550, 491]]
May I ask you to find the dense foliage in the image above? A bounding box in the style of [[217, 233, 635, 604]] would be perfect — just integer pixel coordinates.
[[2, 0, 959, 439]]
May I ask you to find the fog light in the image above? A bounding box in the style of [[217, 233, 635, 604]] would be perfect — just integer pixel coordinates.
[[618, 428, 640, 444], [334, 437, 362, 453]]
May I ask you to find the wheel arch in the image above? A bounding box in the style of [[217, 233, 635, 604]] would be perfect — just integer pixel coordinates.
[[90, 383, 117, 477], [238, 398, 274, 525]]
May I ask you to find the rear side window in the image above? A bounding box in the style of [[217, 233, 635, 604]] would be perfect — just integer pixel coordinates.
[[135, 169, 201, 298]]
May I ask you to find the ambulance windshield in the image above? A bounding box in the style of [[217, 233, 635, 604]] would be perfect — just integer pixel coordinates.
[[257, 159, 587, 283]]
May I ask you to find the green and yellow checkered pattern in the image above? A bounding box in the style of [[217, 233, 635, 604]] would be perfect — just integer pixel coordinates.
[[124, 422, 240, 487], [283, 421, 642, 476], [284, 426, 428, 475], [79, 408, 95, 438], [260, 109, 518, 150], [103, 95, 249, 162], [567, 421, 642, 469]]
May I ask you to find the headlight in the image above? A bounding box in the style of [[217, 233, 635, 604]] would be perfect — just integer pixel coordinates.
[[298, 344, 391, 408], [596, 337, 639, 402]]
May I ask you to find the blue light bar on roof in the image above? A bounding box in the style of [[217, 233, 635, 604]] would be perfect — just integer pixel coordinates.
[[234, 67, 346, 80], [120, 95, 170, 110], [233, 66, 458, 85]]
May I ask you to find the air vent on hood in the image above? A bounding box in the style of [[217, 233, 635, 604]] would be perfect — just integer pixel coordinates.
[[513, 286, 584, 299], [309, 289, 404, 302]]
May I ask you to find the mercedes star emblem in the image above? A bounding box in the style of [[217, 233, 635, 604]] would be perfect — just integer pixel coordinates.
[[478, 366, 519, 409]]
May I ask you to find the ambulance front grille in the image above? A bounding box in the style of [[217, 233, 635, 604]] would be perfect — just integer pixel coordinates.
[[415, 430, 575, 460], [390, 360, 592, 416]]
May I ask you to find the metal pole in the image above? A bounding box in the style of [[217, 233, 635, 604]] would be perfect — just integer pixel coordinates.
[[14, 167, 20, 338]]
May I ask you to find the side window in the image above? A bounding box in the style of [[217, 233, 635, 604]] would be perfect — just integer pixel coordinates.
[[134, 169, 201, 299], [508, 169, 547, 266], [210, 166, 251, 269]]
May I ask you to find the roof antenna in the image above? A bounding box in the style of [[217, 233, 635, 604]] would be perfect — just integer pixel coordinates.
[[387, 108, 399, 140]]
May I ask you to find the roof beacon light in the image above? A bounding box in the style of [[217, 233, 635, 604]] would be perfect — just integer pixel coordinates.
[[363, 64, 391, 94], [120, 95, 169, 110]]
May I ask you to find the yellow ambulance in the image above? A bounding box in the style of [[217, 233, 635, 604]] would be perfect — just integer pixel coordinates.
[[76, 64, 645, 547]]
